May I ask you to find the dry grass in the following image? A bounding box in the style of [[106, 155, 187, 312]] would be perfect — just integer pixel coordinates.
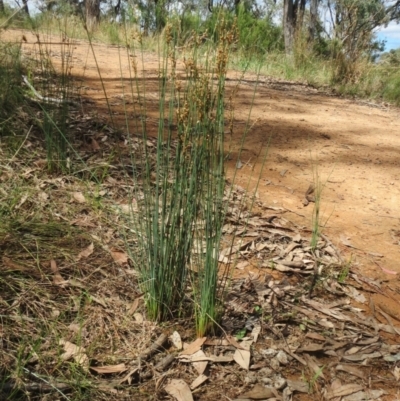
[[0, 129, 167, 400]]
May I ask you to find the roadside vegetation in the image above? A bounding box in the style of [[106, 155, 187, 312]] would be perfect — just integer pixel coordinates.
[[1, 0, 399, 104]]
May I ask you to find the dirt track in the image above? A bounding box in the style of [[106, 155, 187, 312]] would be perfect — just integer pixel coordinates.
[[7, 29, 400, 320]]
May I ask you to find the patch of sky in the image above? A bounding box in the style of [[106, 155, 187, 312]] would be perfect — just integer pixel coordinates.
[[376, 21, 400, 51]]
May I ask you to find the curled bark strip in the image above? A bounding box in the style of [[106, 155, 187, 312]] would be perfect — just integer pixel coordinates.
[[22, 75, 79, 106]]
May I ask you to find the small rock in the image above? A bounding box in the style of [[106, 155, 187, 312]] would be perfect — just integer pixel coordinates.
[[261, 348, 277, 357], [276, 350, 289, 365], [258, 367, 273, 377], [274, 377, 287, 390], [244, 373, 257, 385], [269, 357, 280, 371], [282, 386, 293, 401], [261, 377, 273, 386]]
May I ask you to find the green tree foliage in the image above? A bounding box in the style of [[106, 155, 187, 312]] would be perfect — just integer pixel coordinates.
[[236, 4, 283, 53], [380, 48, 400, 65], [330, 0, 388, 56], [282, 0, 400, 54]]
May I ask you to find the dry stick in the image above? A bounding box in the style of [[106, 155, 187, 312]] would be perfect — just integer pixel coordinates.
[[140, 354, 176, 380], [1, 380, 71, 396], [22, 42, 80, 45], [138, 334, 174, 381], [282, 207, 306, 218], [308, 256, 319, 299], [0, 353, 70, 400], [139, 333, 168, 360], [22, 367, 70, 400]]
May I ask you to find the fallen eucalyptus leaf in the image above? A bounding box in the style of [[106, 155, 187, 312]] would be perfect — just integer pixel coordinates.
[[165, 379, 193, 401]]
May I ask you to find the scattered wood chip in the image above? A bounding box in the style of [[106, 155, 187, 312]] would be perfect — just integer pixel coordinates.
[[90, 363, 127, 374], [170, 331, 183, 350]]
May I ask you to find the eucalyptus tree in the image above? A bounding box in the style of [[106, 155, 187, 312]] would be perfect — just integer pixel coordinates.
[[282, 0, 400, 54], [327, 0, 400, 56]]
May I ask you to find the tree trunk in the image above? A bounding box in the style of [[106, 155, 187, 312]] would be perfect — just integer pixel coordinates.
[[114, 0, 121, 15], [85, 0, 100, 31], [22, 0, 29, 16], [283, 0, 307, 53], [296, 0, 306, 32], [309, 0, 318, 41], [283, 0, 295, 53], [0, 0, 4, 13]]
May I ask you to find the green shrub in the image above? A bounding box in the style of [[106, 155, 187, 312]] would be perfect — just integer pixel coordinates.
[[382, 73, 400, 105]]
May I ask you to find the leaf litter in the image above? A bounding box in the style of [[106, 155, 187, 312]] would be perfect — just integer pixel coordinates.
[[0, 107, 399, 401]]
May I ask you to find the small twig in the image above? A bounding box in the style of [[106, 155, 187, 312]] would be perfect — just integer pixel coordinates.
[[22, 41, 79, 45], [283, 207, 306, 218], [308, 256, 319, 299], [6, 125, 32, 167], [5, 367, 72, 400]]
